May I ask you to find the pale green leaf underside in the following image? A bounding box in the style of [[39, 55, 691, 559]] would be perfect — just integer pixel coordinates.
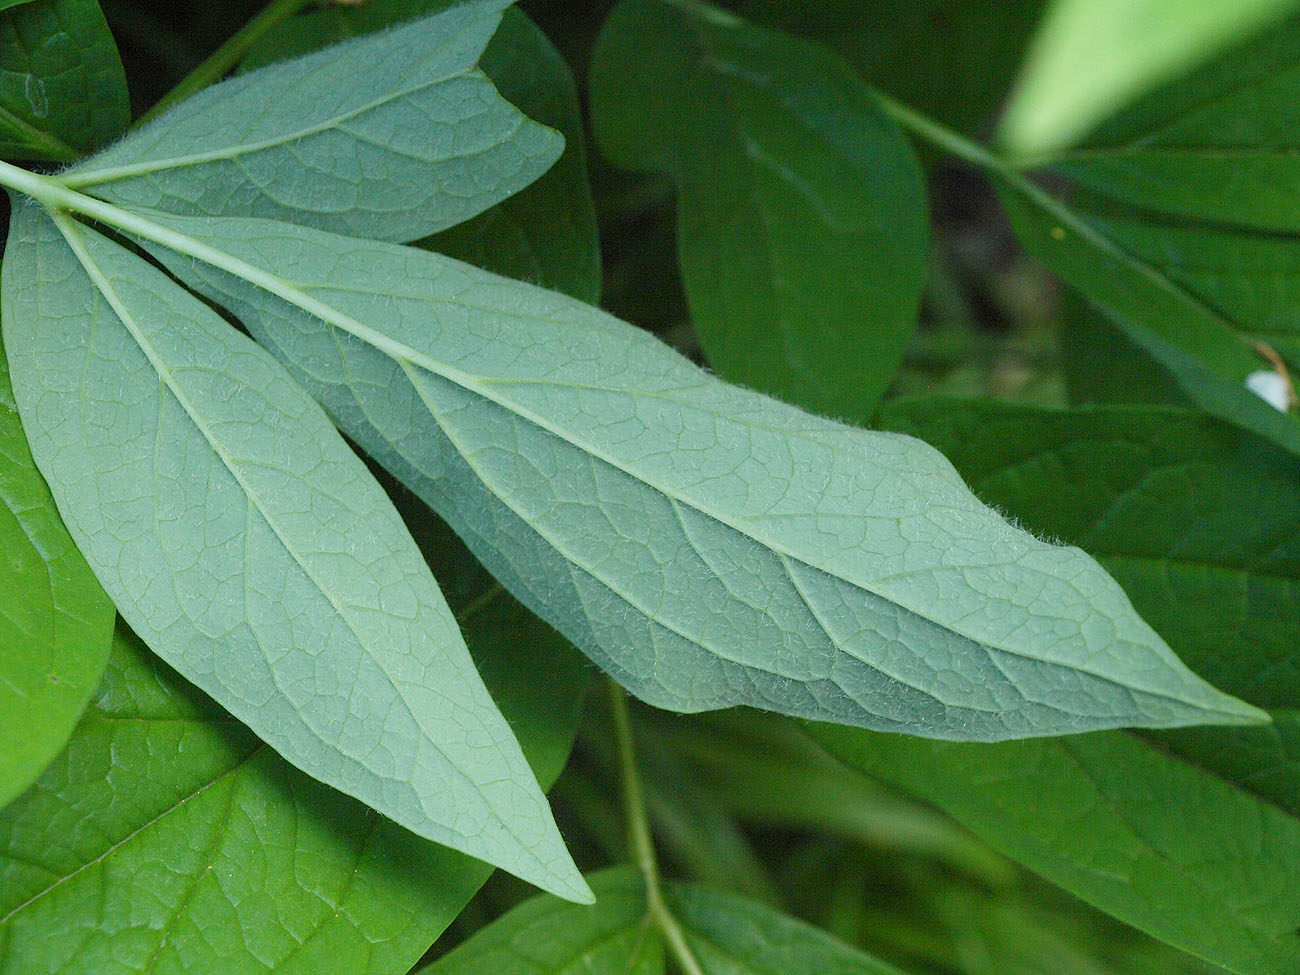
[[0, 202, 586, 902], [139, 211, 1264, 741], [62, 0, 562, 244], [423, 866, 905, 974], [0, 344, 114, 808]]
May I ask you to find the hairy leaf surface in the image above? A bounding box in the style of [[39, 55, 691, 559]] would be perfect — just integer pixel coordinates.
[[812, 398, 1300, 975], [135, 211, 1263, 740], [0, 344, 114, 808], [590, 0, 927, 420], [0, 0, 128, 162], [63, 0, 561, 244], [0, 600, 588, 975], [0, 202, 587, 901]]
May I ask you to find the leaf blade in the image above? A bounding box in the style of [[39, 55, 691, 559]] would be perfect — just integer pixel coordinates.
[[64, 0, 562, 243], [589, 0, 928, 420], [0, 202, 587, 901], [133, 210, 1264, 740]]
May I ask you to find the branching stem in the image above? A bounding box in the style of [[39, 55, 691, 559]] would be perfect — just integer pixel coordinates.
[[609, 681, 705, 975]]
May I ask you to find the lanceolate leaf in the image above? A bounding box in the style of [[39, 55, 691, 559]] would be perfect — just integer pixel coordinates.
[[0, 0, 128, 162], [0, 344, 114, 808], [422, 867, 906, 975], [590, 0, 928, 420], [810, 398, 1300, 975], [133, 210, 1263, 740], [0, 201, 587, 902], [62, 0, 562, 244], [238, 0, 601, 302], [0, 600, 589, 975]]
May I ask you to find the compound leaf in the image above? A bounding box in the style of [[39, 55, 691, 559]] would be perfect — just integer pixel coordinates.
[[135, 209, 1263, 741], [0, 343, 114, 809], [0, 201, 587, 902], [0, 0, 128, 162], [63, 0, 562, 244], [590, 0, 927, 420]]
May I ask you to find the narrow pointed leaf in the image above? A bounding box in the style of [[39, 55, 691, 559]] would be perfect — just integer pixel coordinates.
[[0, 0, 128, 162], [0, 599, 589, 975], [137, 211, 1263, 740], [62, 0, 562, 244], [590, 0, 928, 420], [0, 202, 587, 902], [0, 344, 114, 808], [238, 0, 601, 302]]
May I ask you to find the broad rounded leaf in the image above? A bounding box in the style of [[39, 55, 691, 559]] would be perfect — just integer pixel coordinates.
[[0, 202, 587, 901], [63, 0, 562, 244], [135, 210, 1264, 741], [590, 0, 928, 420]]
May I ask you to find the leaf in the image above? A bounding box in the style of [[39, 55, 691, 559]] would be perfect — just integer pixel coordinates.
[[739, 0, 1043, 139], [0, 596, 590, 975], [810, 397, 1300, 975], [419, 868, 663, 975], [131, 208, 1264, 740], [589, 0, 928, 420], [0, 0, 129, 162], [422, 866, 906, 975], [997, 18, 1300, 452], [998, 0, 1300, 154], [63, 0, 562, 244], [0, 343, 115, 808], [0, 201, 587, 901], [239, 0, 600, 302]]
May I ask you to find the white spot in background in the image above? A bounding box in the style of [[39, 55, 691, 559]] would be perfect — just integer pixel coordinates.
[[24, 76, 47, 119], [1246, 369, 1291, 412]]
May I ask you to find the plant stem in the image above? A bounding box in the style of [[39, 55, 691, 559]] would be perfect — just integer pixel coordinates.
[[870, 90, 1011, 175], [608, 682, 705, 975], [137, 0, 317, 126]]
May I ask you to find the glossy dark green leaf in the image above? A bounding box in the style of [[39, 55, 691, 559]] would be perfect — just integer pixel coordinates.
[[0, 584, 589, 974], [1002, 19, 1300, 452], [238, 0, 600, 302], [422, 867, 905, 975], [0, 0, 128, 162], [590, 0, 928, 420], [0, 343, 114, 808], [811, 397, 1300, 975]]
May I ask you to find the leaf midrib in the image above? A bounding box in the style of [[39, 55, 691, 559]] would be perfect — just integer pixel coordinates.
[[48, 213, 506, 843]]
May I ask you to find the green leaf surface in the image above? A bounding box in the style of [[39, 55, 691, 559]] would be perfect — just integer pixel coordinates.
[[0, 201, 586, 901], [810, 397, 1300, 975], [135, 209, 1263, 740], [590, 0, 928, 420], [999, 0, 1300, 154], [0, 0, 129, 162], [739, 0, 1043, 139], [423, 866, 905, 975], [997, 177, 1300, 455], [0, 596, 589, 975], [0, 343, 114, 808], [63, 0, 562, 244], [239, 0, 600, 302]]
